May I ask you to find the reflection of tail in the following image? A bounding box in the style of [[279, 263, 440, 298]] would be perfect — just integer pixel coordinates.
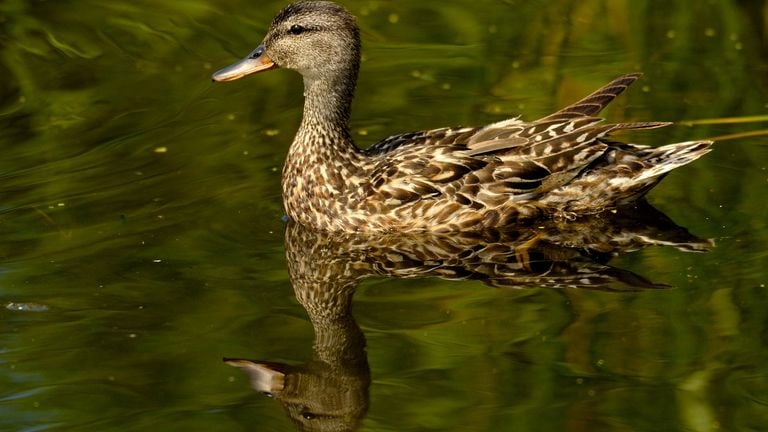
[[635, 141, 713, 182]]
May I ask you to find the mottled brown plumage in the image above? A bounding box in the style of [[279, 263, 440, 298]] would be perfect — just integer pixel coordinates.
[[213, 1, 712, 233]]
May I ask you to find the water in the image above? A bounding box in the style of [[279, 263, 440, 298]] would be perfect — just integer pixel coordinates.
[[1, 0, 768, 431]]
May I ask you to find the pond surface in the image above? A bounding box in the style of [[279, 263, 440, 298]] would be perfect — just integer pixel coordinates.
[[2, 1, 768, 431]]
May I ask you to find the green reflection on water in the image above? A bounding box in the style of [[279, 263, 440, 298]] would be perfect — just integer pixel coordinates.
[[1, 1, 768, 431]]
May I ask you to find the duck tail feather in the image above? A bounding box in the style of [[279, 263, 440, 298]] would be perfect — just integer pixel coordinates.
[[635, 140, 713, 182]]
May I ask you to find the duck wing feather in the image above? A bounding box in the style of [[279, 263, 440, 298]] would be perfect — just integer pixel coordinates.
[[359, 74, 670, 208]]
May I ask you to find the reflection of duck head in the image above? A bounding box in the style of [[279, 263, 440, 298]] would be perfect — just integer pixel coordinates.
[[225, 223, 371, 432], [226, 200, 711, 431], [224, 281, 368, 432], [224, 309, 368, 432]]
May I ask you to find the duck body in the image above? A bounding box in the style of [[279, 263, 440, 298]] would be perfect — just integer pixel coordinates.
[[214, 1, 711, 233]]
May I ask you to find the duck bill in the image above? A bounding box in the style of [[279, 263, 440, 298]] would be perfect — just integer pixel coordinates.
[[212, 46, 276, 82]]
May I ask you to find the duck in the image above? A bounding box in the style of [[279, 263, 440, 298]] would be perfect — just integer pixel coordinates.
[[212, 1, 712, 233]]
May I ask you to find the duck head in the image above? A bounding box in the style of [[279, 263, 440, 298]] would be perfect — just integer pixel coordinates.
[[212, 1, 361, 84]]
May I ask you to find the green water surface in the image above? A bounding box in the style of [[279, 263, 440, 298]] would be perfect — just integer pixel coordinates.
[[1, 1, 768, 431]]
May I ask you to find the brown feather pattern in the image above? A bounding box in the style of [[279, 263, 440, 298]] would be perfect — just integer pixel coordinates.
[[214, 2, 712, 233]]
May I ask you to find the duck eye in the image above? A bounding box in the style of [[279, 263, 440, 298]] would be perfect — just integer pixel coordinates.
[[288, 24, 306, 35], [300, 408, 317, 420]]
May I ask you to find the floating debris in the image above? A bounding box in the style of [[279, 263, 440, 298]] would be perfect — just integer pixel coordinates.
[[6, 302, 49, 312]]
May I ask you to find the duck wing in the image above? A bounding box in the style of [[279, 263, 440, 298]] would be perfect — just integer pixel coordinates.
[[360, 74, 668, 208], [366, 72, 644, 156], [464, 73, 660, 156], [538, 72, 643, 121], [365, 126, 479, 155], [458, 118, 668, 201]]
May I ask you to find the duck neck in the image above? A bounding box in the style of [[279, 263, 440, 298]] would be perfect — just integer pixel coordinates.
[[282, 65, 363, 228], [298, 71, 357, 150]]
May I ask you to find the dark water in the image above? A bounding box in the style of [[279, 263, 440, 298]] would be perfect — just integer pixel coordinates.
[[2, 1, 768, 431]]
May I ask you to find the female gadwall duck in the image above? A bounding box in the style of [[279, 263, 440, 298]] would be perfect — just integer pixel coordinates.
[[213, 1, 711, 233]]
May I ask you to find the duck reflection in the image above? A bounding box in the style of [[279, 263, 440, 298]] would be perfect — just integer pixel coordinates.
[[225, 201, 711, 432]]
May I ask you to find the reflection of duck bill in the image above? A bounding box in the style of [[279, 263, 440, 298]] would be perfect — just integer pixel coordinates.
[[224, 358, 286, 393]]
